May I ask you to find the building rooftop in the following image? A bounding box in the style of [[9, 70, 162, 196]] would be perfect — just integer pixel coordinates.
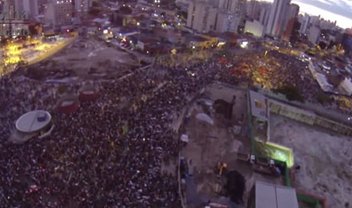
[[255, 181, 299, 208]]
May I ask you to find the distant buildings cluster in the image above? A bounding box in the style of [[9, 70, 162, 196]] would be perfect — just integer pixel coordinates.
[[185, 0, 298, 40], [187, 0, 246, 33], [184, 0, 350, 47], [0, 0, 93, 37]]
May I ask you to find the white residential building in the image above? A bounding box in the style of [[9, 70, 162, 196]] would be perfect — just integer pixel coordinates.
[[265, 0, 291, 37], [74, 0, 92, 13], [299, 14, 310, 35], [246, 0, 261, 20], [218, 0, 244, 14], [187, 1, 217, 33], [308, 25, 321, 44], [216, 12, 241, 33], [45, 0, 73, 27], [20, 0, 39, 18], [282, 3, 299, 41], [187, 0, 246, 33], [259, 2, 271, 27]]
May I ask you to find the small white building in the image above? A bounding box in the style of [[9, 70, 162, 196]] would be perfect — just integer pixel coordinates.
[[244, 20, 264, 37], [249, 181, 299, 208], [338, 78, 352, 96], [315, 73, 333, 92]]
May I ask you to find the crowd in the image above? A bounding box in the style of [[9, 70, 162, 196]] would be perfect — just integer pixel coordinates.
[[3, 43, 350, 207], [265, 50, 321, 100], [0, 52, 226, 207]]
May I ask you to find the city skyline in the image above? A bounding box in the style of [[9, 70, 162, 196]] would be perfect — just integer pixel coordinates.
[[259, 0, 352, 29]]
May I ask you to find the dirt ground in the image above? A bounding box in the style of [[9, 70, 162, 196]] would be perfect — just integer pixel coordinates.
[[27, 37, 140, 83], [270, 114, 352, 208]]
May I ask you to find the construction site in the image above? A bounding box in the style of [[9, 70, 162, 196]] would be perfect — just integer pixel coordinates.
[[177, 83, 352, 208]]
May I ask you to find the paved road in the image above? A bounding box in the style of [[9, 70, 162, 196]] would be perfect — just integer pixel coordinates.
[[27, 33, 78, 66]]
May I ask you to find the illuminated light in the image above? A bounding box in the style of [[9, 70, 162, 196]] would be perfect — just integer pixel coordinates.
[[217, 42, 225, 47], [240, 41, 249, 48], [192, 46, 195, 49], [255, 140, 294, 168], [103, 29, 108, 34], [136, 22, 140, 26]]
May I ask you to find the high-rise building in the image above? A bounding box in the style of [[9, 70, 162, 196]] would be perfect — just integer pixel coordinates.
[[218, 0, 234, 12], [0, 0, 32, 37], [218, 0, 245, 17], [265, 0, 291, 37], [186, 1, 217, 33], [2, 0, 16, 19], [246, 0, 260, 20], [73, 0, 92, 13], [14, 0, 39, 19], [45, 0, 73, 27], [308, 25, 321, 44], [218, 0, 246, 32], [187, 0, 246, 33], [282, 3, 299, 41], [342, 30, 352, 56], [259, 2, 271, 27], [216, 12, 241, 33], [38, 0, 48, 14], [298, 14, 310, 35]]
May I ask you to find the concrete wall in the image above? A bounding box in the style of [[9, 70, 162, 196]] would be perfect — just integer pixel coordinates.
[[268, 99, 352, 136]]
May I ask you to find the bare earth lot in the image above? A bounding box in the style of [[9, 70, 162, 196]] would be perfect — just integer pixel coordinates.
[[270, 114, 352, 208]]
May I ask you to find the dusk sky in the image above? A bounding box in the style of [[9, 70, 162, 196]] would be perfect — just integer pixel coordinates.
[[260, 0, 352, 29]]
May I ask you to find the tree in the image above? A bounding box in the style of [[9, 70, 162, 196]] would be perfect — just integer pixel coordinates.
[[318, 41, 327, 50], [316, 92, 333, 105], [273, 85, 304, 102], [89, 8, 101, 16]]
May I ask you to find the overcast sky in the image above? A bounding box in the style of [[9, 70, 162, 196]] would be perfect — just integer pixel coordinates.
[[259, 0, 352, 29]]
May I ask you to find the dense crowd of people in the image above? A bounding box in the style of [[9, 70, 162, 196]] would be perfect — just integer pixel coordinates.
[[2, 42, 349, 207], [0, 50, 227, 207], [266, 50, 321, 100]]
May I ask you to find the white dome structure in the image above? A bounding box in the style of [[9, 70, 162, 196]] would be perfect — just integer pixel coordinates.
[[15, 110, 52, 133]]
